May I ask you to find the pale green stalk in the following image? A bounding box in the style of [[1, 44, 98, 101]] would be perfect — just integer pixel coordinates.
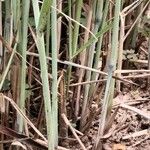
[[11, 0, 17, 31], [51, 0, 58, 147], [4, 0, 11, 44], [116, 1, 125, 91], [95, 65, 114, 149], [57, 1, 62, 53], [12, 0, 20, 33], [32, 0, 55, 149], [110, 1, 121, 67], [19, 0, 30, 132], [72, 0, 83, 55], [46, 10, 50, 57], [80, 0, 103, 128], [68, 0, 72, 58]]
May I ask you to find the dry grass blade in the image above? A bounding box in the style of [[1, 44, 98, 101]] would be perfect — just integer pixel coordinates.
[[0, 35, 12, 52], [61, 113, 86, 150], [26, 52, 137, 85], [1, 94, 47, 142], [130, 59, 148, 64], [11, 141, 27, 150], [69, 79, 106, 87], [58, 71, 68, 139], [0, 93, 5, 113], [120, 104, 150, 120], [0, 125, 48, 149], [122, 129, 150, 140], [51, 6, 97, 40], [123, 73, 150, 79], [115, 69, 150, 73], [57, 146, 70, 150]]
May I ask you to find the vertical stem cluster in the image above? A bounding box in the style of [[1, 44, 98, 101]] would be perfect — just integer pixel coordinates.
[[95, 0, 121, 148], [32, 0, 58, 149]]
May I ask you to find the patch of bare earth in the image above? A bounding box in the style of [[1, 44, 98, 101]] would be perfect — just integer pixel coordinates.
[[68, 90, 150, 150]]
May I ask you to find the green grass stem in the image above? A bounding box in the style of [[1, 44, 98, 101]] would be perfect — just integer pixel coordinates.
[[19, 0, 30, 132]]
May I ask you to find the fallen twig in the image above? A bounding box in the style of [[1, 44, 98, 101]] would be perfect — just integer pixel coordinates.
[[0, 94, 47, 142], [130, 136, 149, 147], [123, 129, 150, 140], [57, 146, 70, 150], [120, 103, 150, 120]]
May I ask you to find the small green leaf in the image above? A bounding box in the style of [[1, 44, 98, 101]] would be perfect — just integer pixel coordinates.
[[37, 0, 51, 33], [72, 22, 113, 58]]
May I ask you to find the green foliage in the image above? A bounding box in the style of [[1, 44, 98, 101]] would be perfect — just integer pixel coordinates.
[[72, 22, 112, 58]]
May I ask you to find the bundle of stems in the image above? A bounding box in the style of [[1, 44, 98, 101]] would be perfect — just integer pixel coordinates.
[[0, 0, 149, 149]]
